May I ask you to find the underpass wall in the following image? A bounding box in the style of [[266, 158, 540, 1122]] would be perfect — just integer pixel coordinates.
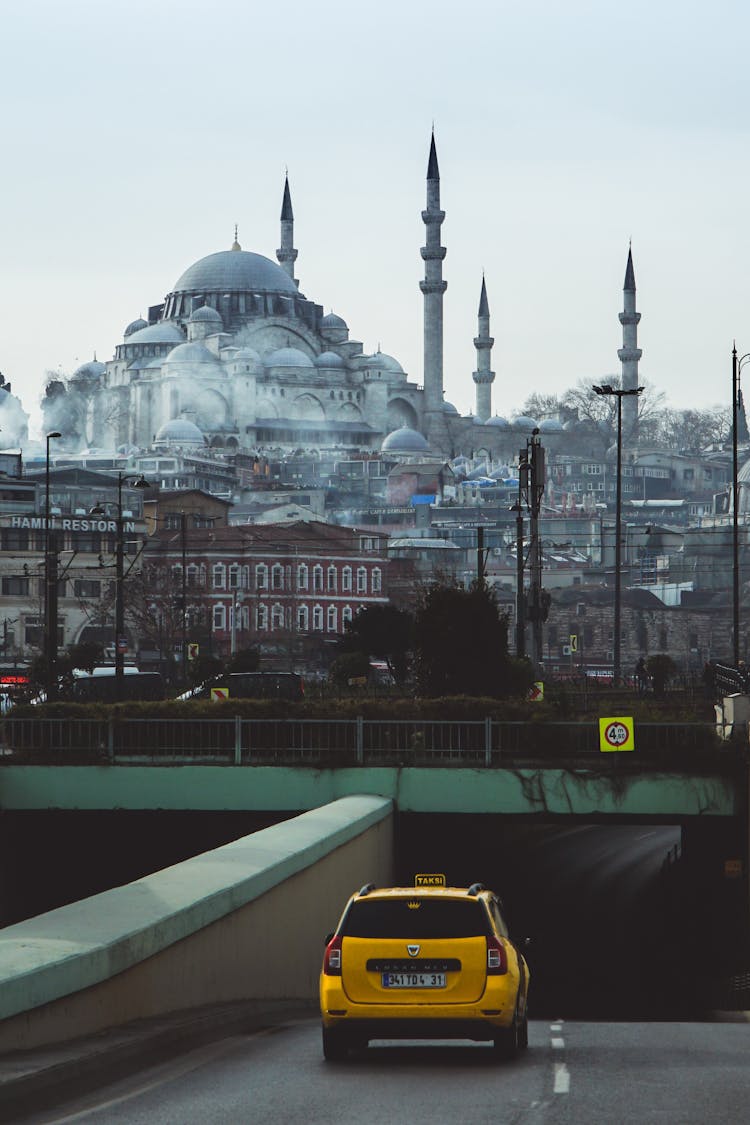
[[0, 795, 393, 1052]]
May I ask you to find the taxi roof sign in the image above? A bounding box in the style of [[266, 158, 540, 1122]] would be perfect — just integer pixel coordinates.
[[414, 873, 446, 887]]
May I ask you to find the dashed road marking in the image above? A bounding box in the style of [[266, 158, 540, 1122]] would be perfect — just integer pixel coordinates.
[[554, 1062, 571, 1093], [551, 1037, 565, 1049]]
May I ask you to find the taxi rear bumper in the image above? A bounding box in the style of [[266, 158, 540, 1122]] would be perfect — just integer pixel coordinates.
[[321, 1014, 511, 1040]]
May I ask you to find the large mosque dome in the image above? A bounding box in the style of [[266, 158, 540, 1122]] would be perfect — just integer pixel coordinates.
[[171, 250, 300, 297]]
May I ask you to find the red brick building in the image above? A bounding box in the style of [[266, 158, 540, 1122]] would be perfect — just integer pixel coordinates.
[[141, 520, 389, 664]]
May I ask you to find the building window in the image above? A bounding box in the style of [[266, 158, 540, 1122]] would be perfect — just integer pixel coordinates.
[[297, 563, 308, 590], [356, 567, 367, 594], [212, 603, 226, 631], [73, 578, 101, 599], [327, 605, 337, 632], [24, 616, 42, 646], [271, 603, 285, 630], [297, 605, 309, 631], [371, 567, 382, 593], [212, 564, 226, 590], [256, 564, 268, 590], [186, 564, 199, 588], [1, 576, 29, 596], [229, 564, 240, 590], [327, 565, 337, 593], [313, 565, 324, 593], [272, 564, 284, 591], [342, 605, 353, 626], [256, 604, 268, 631], [313, 605, 323, 631]]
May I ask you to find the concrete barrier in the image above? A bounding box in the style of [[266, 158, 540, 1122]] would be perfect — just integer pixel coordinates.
[[0, 794, 393, 1051]]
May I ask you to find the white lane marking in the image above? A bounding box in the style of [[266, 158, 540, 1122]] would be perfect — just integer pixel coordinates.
[[554, 1062, 571, 1094], [550, 1023, 563, 1032], [636, 831, 656, 840], [551, 1036, 565, 1049]]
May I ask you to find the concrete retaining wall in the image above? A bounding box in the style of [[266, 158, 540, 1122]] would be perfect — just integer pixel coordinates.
[[0, 795, 393, 1052]]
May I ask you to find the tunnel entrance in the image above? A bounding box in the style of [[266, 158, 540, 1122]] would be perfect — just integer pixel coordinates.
[[396, 814, 750, 1020]]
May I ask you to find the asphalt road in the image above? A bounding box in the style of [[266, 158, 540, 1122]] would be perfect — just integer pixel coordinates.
[[18, 1016, 750, 1125]]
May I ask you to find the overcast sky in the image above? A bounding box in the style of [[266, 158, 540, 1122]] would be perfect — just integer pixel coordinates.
[[2, 0, 749, 440]]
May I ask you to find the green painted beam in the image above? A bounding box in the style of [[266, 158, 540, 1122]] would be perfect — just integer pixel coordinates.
[[0, 765, 739, 817]]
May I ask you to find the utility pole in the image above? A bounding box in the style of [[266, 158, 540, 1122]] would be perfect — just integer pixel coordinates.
[[528, 430, 546, 667]]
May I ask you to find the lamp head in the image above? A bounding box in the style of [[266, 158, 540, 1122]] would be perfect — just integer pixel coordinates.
[[46, 431, 62, 440]]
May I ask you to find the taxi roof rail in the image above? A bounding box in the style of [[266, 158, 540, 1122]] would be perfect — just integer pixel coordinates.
[[358, 883, 376, 897], [467, 882, 486, 897]]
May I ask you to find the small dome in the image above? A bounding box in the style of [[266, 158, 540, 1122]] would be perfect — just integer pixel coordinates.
[[232, 346, 261, 363], [124, 317, 148, 337], [442, 401, 459, 415], [321, 312, 348, 330], [538, 418, 564, 433], [164, 341, 220, 366], [264, 347, 314, 368], [486, 415, 510, 429], [189, 305, 223, 323], [381, 425, 430, 454], [512, 415, 539, 431], [72, 359, 105, 380], [314, 351, 346, 368], [155, 419, 206, 445], [125, 323, 185, 346], [366, 351, 404, 373]]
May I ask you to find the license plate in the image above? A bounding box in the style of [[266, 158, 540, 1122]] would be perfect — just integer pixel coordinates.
[[382, 972, 446, 988]]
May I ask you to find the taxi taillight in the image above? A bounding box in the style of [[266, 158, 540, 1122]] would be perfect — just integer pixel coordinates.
[[323, 934, 343, 976], [486, 935, 508, 975]]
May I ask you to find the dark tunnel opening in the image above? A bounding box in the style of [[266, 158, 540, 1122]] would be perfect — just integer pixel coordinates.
[[395, 814, 750, 1020]]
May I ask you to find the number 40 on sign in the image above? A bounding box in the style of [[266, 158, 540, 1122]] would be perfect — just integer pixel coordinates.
[[599, 716, 635, 753]]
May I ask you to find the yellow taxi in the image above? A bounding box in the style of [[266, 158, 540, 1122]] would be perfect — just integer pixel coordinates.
[[320, 876, 530, 1060]]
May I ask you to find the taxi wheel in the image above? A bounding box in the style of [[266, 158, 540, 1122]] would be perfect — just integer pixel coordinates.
[[518, 1010, 529, 1049], [322, 1027, 350, 1062], [493, 1008, 521, 1059]]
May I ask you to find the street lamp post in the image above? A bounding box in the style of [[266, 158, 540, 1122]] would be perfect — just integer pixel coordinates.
[[731, 347, 750, 666], [593, 384, 643, 686], [44, 431, 61, 699]]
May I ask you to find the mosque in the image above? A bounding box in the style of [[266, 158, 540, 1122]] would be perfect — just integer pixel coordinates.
[[53, 135, 642, 464]]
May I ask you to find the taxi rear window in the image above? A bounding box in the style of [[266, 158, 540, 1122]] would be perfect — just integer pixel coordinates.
[[341, 898, 490, 939]]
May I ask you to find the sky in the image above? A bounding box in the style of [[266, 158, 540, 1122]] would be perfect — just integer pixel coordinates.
[[2, 0, 750, 441]]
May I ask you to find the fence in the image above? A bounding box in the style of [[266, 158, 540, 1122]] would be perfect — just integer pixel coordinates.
[[0, 716, 739, 767]]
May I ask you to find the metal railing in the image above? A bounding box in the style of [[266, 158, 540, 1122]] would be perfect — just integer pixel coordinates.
[[0, 716, 740, 767]]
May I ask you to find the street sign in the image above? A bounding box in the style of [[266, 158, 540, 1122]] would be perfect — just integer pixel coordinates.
[[599, 716, 635, 753], [569, 634, 578, 653], [210, 687, 229, 703], [527, 681, 544, 702], [187, 643, 200, 661]]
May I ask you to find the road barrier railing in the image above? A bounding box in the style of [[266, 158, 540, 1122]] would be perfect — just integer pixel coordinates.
[[0, 716, 740, 766]]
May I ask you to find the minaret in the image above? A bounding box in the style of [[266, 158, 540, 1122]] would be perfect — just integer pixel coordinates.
[[420, 132, 447, 415], [617, 245, 642, 439], [276, 174, 298, 287], [472, 276, 495, 421]]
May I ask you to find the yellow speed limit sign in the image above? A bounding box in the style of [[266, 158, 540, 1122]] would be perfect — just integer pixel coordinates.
[[599, 716, 635, 753]]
